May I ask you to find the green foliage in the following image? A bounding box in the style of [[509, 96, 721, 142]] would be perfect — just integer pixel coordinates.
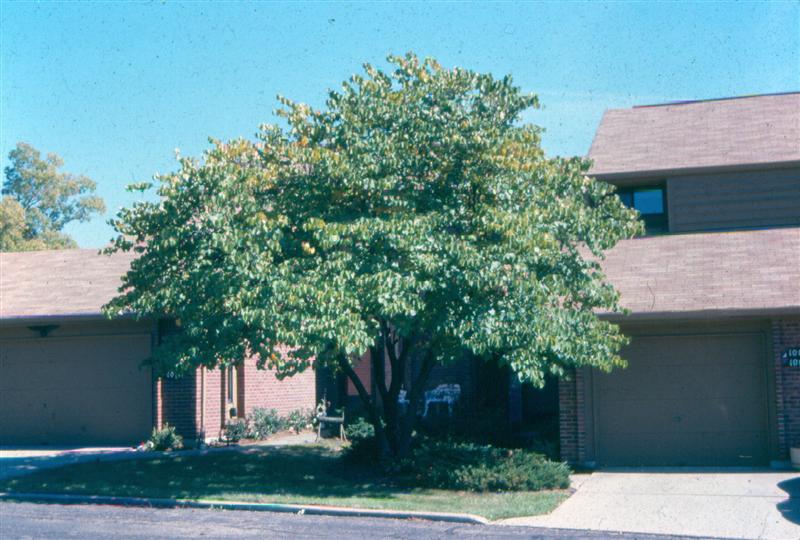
[[1, 142, 105, 251], [241, 408, 316, 439], [395, 439, 570, 492], [248, 408, 286, 439], [106, 53, 642, 455], [285, 409, 315, 433], [0, 198, 34, 251], [343, 416, 378, 462], [345, 416, 375, 442], [223, 419, 249, 442], [147, 424, 184, 451]]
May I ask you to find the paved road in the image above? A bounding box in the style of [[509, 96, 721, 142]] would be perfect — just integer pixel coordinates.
[[0, 502, 710, 539]]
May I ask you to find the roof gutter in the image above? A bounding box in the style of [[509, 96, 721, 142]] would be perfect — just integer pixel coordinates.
[[599, 306, 800, 322], [589, 160, 800, 183], [0, 312, 142, 326]]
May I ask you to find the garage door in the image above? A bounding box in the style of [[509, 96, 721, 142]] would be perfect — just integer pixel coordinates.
[[594, 332, 769, 466], [0, 334, 153, 446]]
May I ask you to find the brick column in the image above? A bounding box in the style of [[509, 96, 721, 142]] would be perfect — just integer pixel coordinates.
[[559, 374, 579, 463], [559, 368, 590, 465], [773, 317, 800, 458], [159, 372, 198, 440], [575, 368, 588, 463]]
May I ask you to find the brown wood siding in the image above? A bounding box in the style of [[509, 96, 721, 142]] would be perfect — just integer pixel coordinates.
[[666, 167, 800, 233]]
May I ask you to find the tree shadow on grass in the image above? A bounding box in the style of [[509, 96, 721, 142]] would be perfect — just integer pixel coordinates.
[[0, 446, 407, 502]]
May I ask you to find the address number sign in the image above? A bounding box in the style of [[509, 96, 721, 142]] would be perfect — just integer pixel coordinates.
[[783, 347, 800, 368]]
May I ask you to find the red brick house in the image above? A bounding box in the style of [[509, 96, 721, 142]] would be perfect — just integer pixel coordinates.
[[2, 92, 797, 468], [0, 249, 316, 446], [559, 92, 800, 467]]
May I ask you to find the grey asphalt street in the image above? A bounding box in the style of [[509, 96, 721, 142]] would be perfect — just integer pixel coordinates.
[[0, 502, 713, 540]]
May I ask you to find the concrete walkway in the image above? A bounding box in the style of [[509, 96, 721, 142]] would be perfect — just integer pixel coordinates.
[[500, 470, 800, 540], [0, 447, 143, 480]]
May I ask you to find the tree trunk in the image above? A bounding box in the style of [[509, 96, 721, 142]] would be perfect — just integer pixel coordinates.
[[339, 334, 436, 460]]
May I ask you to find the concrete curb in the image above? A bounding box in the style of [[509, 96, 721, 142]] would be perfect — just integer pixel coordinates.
[[0, 492, 489, 525]]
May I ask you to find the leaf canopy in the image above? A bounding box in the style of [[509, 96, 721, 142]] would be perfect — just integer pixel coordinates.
[[106, 53, 642, 385], [2, 142, 105, 251]]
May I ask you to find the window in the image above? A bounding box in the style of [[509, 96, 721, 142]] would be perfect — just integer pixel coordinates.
[[226, 366, 238, 417], [617, 185, 668, 234], [226, 366, 235, 403]]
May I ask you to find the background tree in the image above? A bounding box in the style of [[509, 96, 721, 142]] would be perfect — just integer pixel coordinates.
[[1, 142, 105, 251], [106, 54, 642, 457]]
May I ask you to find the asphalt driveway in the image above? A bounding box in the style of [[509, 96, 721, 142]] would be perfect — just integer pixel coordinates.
[[501, 469, 800, 539]]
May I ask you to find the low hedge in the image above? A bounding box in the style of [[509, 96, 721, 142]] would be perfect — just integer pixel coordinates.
[[343, 429, 570, 492], [395, 439, 570, 492]]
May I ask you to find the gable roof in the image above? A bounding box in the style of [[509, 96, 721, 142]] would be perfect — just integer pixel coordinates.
[[598, 227, 800, 318], [2, 228, 799, 322], [0, 249, 135, 321], [588, 92, 800, 178]]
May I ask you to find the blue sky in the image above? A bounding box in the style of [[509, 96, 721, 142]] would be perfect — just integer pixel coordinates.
[[2, 1, 798, 248]]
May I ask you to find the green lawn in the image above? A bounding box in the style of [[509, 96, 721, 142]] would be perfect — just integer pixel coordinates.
[[0, 445, 568, 520]]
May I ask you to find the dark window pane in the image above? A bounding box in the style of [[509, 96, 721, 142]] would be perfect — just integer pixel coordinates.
[[618, 192, 634, 207], [633, 189, 664, 214]]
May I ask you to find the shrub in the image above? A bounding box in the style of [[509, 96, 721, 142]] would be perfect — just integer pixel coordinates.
[[148, 424, 183, 451], [248, 408, 285, 439], [342, 416, 378, 462], [345, 416, 374, 441], [285, 409, 314, 433], [395, 438, 570, 492], [223, 419, 249, 442]]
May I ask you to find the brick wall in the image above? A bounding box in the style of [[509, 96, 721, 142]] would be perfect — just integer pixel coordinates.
[[157, 358, 316, 441], [159, 373, 198, 439], [240, 356, 317, 416], [773, 317, 800, 457], [559, 369, 589, 464], [347, 352, 372, 396], [198, 367, 224, 440], [558, 374, 579, 463]]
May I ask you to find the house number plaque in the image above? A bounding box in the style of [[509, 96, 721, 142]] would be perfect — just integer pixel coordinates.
[[783, 347, 800, 368]]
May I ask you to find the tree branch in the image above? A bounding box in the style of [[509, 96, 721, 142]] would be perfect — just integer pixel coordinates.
[[381, 320, 406, 398], [370, 344, 389, 405], [338, 355, 380, 425], [407, 347, 436, 408], [388, 334, 411, 398]]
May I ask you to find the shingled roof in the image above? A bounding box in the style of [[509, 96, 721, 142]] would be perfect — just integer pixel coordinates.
[[0, 249, 136, 321], [2, 227, 799, 321], [588, 92, 800, 178], [598, 227, 800, 318]]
